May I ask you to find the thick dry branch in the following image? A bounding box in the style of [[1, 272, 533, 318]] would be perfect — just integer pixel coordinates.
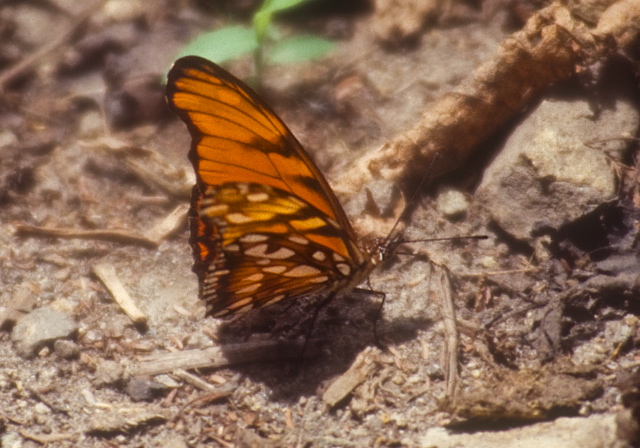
[[340, 0, 640, 219], [136, 339, 320, 376]]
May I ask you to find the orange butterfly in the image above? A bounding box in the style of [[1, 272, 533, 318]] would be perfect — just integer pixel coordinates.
[[166, 56, 389, 318]]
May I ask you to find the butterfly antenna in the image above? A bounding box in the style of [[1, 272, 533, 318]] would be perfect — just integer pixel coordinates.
[[382, 153, 440, 249]]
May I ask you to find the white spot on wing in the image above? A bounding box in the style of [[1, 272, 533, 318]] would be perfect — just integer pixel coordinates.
[[264, 294, 286, 306], [245, 273, 265, 282], [240, 234, 269, 243], [309, 276, 329, 283], [227, 213, 253, 224], [288, 234, 309, 245], [245, 245, 295, 259], [236, 283, 261, 295], [336, 263, 351, 276], [284, 265, 322, 277], [246, 192, 269, 202], [227, 297, 254, 309]]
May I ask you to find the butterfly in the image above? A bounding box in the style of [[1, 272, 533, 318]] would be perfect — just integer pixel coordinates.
[[166, 56, 392, 318]]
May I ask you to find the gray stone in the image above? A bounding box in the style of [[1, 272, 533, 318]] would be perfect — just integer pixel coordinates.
[[477, 98, 639, 241], [126, 376, 166, 401], [11, 307, 78, 359], [419, 414, 619, 448], [53, 339, 80, 359]]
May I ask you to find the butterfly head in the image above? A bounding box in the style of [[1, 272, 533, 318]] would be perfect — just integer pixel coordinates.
[[361, 232, 404, 268]]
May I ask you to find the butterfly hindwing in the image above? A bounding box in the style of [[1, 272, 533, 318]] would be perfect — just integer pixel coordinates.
[[166, 56, 372, 317]]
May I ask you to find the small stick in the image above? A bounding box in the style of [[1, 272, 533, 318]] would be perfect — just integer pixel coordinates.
[[18, 431, 76, 444], [435, 265, 459, 401], [145, 203, 189, 244], [172, 369, 217, 392], [136, 338, 320, 376], [322, 346, 381, 407], [15, 224, 158, 248], [93, 263, 147, 326]]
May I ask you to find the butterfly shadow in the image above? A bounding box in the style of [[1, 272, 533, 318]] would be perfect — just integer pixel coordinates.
[[215, 290, 434, 401]]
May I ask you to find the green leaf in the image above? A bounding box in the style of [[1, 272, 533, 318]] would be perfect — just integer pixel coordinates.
[[259, 0, 309, 15], [176, 26, 258, 64], [269, 35, 336, 64], [253, 0, 311, 43], [253, 11, 272, 43]]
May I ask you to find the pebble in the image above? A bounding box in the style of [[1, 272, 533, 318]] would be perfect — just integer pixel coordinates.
[[93, 360, 125, 388], [11, 307, 78, 359]]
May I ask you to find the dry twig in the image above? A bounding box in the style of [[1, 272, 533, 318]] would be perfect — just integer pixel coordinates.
[[322, 346, 382, 407], [18, 431, 76, 444], [145, 203, 189, 244], [136, 338, 320, 376], [93, 263, 148, 326], [15, 224, 158, 248], [434, 265, 459, 401]]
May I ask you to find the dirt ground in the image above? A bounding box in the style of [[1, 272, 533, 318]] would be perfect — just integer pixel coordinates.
[[1, 1, 640, 447]]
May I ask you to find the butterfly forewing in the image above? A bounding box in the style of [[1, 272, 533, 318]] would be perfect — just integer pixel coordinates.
[[167, 56, 373, 317]]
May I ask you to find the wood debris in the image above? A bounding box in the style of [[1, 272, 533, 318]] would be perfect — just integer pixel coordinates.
[[15, 224, 158, 248], [144, 203, 189, 244], [93, 263, 147, 326], [322, 347, 382, 407], [136, 338, 321, 376]]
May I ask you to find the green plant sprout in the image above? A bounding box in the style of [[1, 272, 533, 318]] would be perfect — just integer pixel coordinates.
[[175, 0, 336, 85]]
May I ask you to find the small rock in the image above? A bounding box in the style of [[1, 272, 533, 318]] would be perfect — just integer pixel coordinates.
[[425, 363, 444, 380], [154, 374, 181, 388], [436, 187, 469, 220], [1, 432, 23, 448], [54, 339, 80, 359], [34, 402, 50, 414], [126, 376, 166, 401], [159, 436, 189, 448], [86, 407, 166, 435], [11, 307, 78, 359], [93, 360, 125, 388]]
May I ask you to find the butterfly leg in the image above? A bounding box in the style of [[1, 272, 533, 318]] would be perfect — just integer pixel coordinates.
[[372, 291, 387, 350], [300, 291, 338, 357], [353, 287, 387, 349]]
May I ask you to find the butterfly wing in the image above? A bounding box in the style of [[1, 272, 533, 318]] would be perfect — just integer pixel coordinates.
[[166, 56, 370, 317]]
